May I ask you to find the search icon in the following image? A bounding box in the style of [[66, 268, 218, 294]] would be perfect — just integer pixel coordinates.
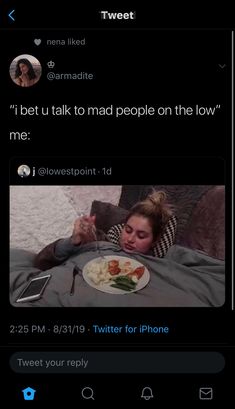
[[81, 386, 95, 400]]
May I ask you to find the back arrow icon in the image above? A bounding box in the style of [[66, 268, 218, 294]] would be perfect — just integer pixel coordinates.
[[8, 9, 15, 21]]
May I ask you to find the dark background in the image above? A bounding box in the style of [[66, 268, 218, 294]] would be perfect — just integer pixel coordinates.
[[5, 29, 231, 159], [1, 2, 233, 403]]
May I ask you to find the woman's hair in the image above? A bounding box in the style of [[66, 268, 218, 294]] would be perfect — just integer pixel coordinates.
[[126, 190, 173, 240], [15, 59, 37, 79]]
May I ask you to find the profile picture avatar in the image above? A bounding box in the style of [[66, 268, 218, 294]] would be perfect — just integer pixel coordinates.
[[17, 165, 31, 178], [10, 54, 42, 87]]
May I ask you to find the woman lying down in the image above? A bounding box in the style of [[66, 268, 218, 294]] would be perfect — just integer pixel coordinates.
[[10, 190, 224, 307], [34, 190, 176, 271]]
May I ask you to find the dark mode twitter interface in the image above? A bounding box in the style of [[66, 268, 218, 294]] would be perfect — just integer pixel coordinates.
[[0, 2, 234, 403]]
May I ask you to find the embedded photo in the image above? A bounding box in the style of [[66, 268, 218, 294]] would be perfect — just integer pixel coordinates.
[[10, 185, 225, 307]]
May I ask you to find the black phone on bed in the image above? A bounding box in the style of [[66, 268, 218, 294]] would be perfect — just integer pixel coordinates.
[[16, 275, 51, 303]]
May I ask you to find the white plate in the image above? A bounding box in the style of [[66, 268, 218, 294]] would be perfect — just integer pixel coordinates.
[[82, 255, 150, 294]]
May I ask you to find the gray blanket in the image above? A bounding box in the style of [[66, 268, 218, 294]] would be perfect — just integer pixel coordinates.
[[10, 242, 225, 307]]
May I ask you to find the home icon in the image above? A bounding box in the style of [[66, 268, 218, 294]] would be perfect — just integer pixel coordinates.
[[22, 387, 36, 400]]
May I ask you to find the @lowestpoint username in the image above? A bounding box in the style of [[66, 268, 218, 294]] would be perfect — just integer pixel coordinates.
[[35, 167, 112, 176]]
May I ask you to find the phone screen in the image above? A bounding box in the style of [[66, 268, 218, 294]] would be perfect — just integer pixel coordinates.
[[16, 276, 51, 302], [1, 1, 234, 404]]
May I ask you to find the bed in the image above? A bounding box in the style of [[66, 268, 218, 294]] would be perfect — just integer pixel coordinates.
[[9, 185, 225, 307]]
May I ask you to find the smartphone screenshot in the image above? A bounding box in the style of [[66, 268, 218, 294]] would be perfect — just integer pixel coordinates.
[[1, 2, 234, 404]]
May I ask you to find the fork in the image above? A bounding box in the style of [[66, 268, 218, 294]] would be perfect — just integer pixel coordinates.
[[91, 224, 105, 261], [70, 265, 81, 296]]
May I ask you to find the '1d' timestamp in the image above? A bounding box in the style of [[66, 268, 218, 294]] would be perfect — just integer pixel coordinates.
[[9, 324, 86, 335]]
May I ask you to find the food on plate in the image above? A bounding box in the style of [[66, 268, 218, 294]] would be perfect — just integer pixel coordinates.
[[86, 258, 146, 290], [111, 276, 137, 291], [127, 266, 145, 280], [86, 259, 111, 285], [111, 266, 145, 291], [108, 260, 121, 275], [122, 261, 132, 274]]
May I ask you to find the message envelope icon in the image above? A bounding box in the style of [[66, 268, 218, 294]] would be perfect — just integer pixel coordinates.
[[199, 387, 213, 400]]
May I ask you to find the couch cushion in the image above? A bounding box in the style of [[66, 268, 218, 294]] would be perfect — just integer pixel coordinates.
[[119, 185, 215, 244], [90, 201, 129, 233], [182, 186, 225, 260]]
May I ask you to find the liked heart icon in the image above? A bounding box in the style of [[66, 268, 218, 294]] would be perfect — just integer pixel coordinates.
[[34, 39, 41, 46]]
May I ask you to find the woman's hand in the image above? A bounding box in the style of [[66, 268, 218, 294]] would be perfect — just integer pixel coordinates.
[[19, 73, 30, 86], [71, 215, 96, 245]]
